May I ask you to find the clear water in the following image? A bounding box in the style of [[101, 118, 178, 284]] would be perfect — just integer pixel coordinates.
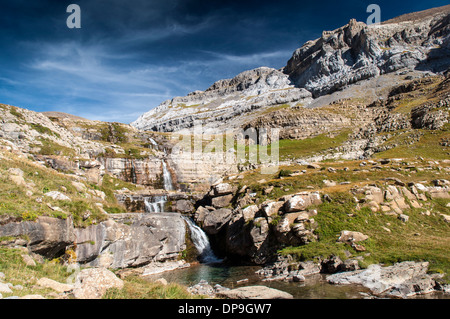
[[145, 263, 373, 299], [145, 263, 450, 299]]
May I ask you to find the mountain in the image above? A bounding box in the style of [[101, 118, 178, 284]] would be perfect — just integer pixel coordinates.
[[131, 5, 450, 134]]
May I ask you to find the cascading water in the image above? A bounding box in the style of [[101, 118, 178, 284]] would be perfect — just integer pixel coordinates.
[[162, 161, 174, 191], [144, 195, 168, 213], [144, 141, 220, 264], [182, 216, 222, 264]]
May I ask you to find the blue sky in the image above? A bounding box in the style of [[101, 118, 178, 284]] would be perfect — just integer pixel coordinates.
[[0, 0, 448, 123]]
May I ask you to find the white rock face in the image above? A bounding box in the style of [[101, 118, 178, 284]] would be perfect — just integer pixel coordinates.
[[132, 8, 450, 134], [131, 67, 312, 133]]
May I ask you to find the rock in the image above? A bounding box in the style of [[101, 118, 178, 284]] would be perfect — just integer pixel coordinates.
[[263, 185, 274, 195], [203, 208, 232, 235], [261, 201, 284, 217], [284, 192, 321, 213], [0, 282, 13, 294], [0, 272, 5, 281], [0, 216, 75, 258], [212, 183, 235, 196], [322, 255, 344, 274], [155, 278, 168, 286], [140, 261, 189, 276], [21, 254, 36, 267], [194, 206, 209, 224], [37, 277, 74, 293], [398, 214, 410, 223], [440, 213, 450, 223], [211, 194, 233, 208], [307, 163, 321, 169], [175, 199, 194, 213], [72, 268, 124, 299], [386, 275, 438, 298], [337, 230, 369, 244], [188, 280, 215, 297], [298, 261, 321, 276], [75, 213, 186, 268], [44, 191, 71, 201], [327, 261, 431, 296], [323, 180, 337, 187], [188, 280, 229, 297], [71, 181, 87, 192], [427, 187, 450, 199], [217, 285, 293, 299], [242, 205, 259, 222]]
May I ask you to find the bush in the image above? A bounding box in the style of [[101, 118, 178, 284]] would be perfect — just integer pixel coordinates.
[[278, 169, 293, 178]]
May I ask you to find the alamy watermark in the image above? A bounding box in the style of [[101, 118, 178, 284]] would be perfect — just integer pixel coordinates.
[[367, 4, 381, 25], [66, 4, 81, 29]]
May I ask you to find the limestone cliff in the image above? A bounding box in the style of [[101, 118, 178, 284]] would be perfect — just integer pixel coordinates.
[[132, 5, 450, 134]]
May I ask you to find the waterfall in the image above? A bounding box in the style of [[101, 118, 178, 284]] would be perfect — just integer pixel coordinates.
[[182, 216, 222, 264], [144, 195, 167, 213], [162, 161, 174, 191]]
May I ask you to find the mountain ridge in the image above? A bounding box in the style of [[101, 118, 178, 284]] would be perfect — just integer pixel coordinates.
[[131, 5, 450, 134]]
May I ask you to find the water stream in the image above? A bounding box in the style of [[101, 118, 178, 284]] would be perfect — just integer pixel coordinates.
[[162, 161, 174, 191], [182, 216, 222, 264], [144, 195, 168, 213]]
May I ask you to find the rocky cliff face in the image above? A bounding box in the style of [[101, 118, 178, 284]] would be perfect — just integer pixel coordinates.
[[131, 6, 450, 134], [0, 213, 187, 268], [132, 67, 313, 133], [284, 11, 450, 97]]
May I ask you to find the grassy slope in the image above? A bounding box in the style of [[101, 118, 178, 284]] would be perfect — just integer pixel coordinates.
[[0, 147, 138, 227]]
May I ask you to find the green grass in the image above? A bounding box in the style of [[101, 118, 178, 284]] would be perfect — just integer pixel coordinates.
[[0, 247, 70, 298], [279, 192, 450, 283], [103, 275, 203, 299], [29, 123, 60, 138], [276, 130, 351, 161], [0, 150, 112, 227], [374, 124, 450, 160], [31, 137, 76, 157]]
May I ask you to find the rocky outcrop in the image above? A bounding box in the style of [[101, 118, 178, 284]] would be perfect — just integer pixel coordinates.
[[216, 285, 294, 299], [193, 183, 322, 264], [284, 10, 450, 97], [132, 7, 450, 134], [132, 67, 313, 133], [326, 261, 442, 298], [0, 213, 187, 268], [0, 216, 75, 258], [75, 213, 186, 268], [71, 268, 124, 299]]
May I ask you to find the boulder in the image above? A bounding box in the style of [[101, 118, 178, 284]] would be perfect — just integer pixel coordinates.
[[242, 205, 259, 222], [37, 277, 74, 293], [175, 200, 194, 213], [211, 194, 233, 208], [212, 183, 235, 196], [0, 216, 75, 258], [72, 268, 124, 299], [284, 192, 321, 213], [327, 261, 431, 296], [203, 208, 232, 235], [337, 230, 369, 245], [44, 191, 71, 201], [261, 201, 284, 217], [75, 213, 186, 268], [0, 282, 13, 294], [217, 285, 293, 299], [194, 206, 209, 224]]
